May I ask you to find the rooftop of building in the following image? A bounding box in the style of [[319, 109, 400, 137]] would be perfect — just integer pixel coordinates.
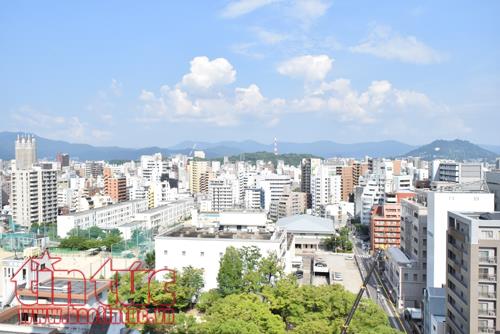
[[157, 225, 277, 241], [386, 247, 414, 265], [61, 199, 147, 217], [276, 214, 335, 234], [17, 278, 108, 297], [451, 211, 500, 221]]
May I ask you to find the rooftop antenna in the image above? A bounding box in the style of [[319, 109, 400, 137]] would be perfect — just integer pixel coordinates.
[[274, 137, 278, 156]]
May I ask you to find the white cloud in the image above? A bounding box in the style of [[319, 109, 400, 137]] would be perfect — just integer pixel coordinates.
[[221, 0, 277, 18], [10, 107, 109, 143], [139, 55, 462, 134], [288, 0, 330, 26], [251, 27, 288, 45], [277, 54, 333, 81], [230, 43, 265, 59], [350, 25, 445, 64], [110, 79, 123, 96], [181, 56, 236, 90]]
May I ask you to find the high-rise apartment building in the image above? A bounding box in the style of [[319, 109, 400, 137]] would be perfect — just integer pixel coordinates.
[[208, 178, 238, 212], [11, 167, 57, 227], [446, 212, 500, 334], [189, 160, 210, 194], [311, 169, 341, 215], [370, 203, 401, 250], [15, 135, 37, 170], [427, 189, 494, 289], [104, 168, 128, 203], [300, 158, 321, 209], [11, 137, 57, 227], [269, 191, 307, 221]]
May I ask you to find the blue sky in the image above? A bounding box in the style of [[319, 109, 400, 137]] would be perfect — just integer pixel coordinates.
[[1, 0, 499, 147]]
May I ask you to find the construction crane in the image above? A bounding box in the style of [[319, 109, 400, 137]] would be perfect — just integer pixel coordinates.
[[340, 249, 383, 334]]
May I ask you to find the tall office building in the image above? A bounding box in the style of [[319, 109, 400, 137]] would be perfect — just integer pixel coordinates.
[[15, 135, 37, 170], [446, 212, 500, 334]]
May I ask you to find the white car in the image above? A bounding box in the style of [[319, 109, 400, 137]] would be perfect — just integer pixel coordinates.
[[345, 254, 354, 260]]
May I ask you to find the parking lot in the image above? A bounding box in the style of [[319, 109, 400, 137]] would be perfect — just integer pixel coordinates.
[[299, 251, 362, 294]]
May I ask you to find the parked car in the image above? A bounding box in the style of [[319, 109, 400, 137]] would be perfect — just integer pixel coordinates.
[[293, 270, 304, 279], [314, 262, 327, 268]]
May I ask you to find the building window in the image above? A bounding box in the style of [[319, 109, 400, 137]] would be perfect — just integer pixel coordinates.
[[164, 250, 168, 255], [182, 251, 186, 256], [482, 230, 494, 239], [200, 252, 205, 257]]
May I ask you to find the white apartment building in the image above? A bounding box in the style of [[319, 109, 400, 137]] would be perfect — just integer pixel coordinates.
[[311, 168, 341, 215], [57, 199, 148, 237], [139, 153, 170, 183], [11, 167, 57, 227], [244, 188, 264, 210], [431, 160, 483, 184], [393, 175, 413, 192], [155, 224, 292, 290], [208, 177, 239, 212], [258, 174, 292, 212], [355, 174, 387, 225], [426, 190, 494, 288]]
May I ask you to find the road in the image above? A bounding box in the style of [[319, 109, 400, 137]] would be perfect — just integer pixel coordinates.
[[352, 236, 412, 333]]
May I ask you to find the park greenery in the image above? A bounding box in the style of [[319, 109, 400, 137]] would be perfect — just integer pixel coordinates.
[[323, 227, 353, 253], [110, 245, 399, 334]]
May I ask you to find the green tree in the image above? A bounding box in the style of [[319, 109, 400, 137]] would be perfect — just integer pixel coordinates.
[[217, 247, 243, 296], [258, 251, 284, 286], [196, 289, 221, 313], [239, 246, 262, 293], [145, 250, 155, 269], [173, 266, 204, 310], [200, 294, 285, 334]]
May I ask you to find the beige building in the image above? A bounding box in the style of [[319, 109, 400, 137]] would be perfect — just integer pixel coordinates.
[[269, 191, 307, 221], [446, 211, 500, 334], [188, 160, 210, 194]]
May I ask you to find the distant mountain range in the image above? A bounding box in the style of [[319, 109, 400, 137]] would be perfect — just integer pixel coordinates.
[[404, 139, 498, 161], [0, 132, 498, 161]]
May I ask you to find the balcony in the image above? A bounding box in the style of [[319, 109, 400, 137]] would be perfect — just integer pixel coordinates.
[[478, 327, 495, 334], [480, 257, 497, 265], [479, 291, 496, 299], [479, 274, 497, 282], [478, 309, 496, 317]]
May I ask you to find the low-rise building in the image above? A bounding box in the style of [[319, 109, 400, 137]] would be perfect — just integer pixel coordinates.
[[155, 224, 292, 291]]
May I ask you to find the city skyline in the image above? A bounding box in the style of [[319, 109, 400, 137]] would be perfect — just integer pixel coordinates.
[[2, 1, 500, 147]]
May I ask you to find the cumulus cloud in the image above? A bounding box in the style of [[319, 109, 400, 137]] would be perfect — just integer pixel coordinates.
[[181, 56, 236, 90], [350, 25, 445, 64], [139, 55, 460, 134], [221, 0, 277, 18], [277, 54, 333, 81]]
